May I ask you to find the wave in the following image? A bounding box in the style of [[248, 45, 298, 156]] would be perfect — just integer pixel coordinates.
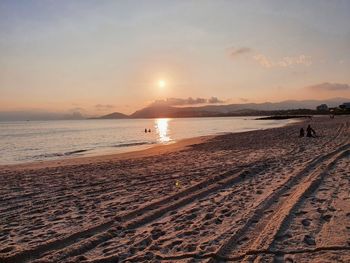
[[34, 153, 64, 158], [65, 149, 89, 155], [112, 142, 155, 148], [32, 143, 153, 160], [34, 149, 90, 159]]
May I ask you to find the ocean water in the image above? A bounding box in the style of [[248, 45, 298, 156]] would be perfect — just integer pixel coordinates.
[[0, 117, 296, 165]]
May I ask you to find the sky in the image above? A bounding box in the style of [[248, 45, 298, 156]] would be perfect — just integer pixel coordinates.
[[1, 0, 350, 115]]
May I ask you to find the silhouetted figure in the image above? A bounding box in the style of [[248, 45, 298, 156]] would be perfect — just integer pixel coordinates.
[[144, 128, 147, 133], [148, 129, 151, 133], [306, 125, 316, 138], [299, 128, 305, 137]]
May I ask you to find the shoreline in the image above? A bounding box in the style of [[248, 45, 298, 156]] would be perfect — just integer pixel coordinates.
[[0, 134, 215, 171], [0, 118, 302, 171]]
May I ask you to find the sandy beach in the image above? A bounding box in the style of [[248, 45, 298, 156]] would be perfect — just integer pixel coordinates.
[[0, 116, 349, 263]]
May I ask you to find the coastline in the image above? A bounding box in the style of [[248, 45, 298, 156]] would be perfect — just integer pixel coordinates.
[[1, 116, 349, 262], [0, 135, 215, 171], [0, 116, 299, 169], [0, 117, 301, 171]]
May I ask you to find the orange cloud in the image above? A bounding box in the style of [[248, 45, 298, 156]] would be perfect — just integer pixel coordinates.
[[150, 97, 225, 106], [253, 54, 312, 68], [306, 82, 350, 91]]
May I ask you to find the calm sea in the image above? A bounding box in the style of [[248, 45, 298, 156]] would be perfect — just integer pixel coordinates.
[[0, 117, 296, 165]]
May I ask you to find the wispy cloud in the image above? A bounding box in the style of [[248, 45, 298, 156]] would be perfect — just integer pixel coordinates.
[[95, 104, 115, 111], [253, 54, 312, 68], [68, 107, 86, 113], [151, 97, 224, 106], [208, 96, 223, 103], [228, 47, 312, 69], [306, 82, 350, 91], [239, 98, 249, 102], [229, 47, 252, 58], [253, 54, 273, 68]]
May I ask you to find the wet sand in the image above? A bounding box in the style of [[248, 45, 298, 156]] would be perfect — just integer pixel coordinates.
[[0, 116, 349, 263]]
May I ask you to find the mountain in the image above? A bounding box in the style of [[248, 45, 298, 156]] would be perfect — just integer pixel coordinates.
[[128, 97, 349, 118], [6, 98, 347, 121], [94, 112, 129, 119], [130, 105, 178, 118], [181, 98, 349, 113]]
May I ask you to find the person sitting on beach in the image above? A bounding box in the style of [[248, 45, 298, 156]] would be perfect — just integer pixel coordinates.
[[148, 129, 151, 133], [306, 125, 316, 138], [144, 128, 147, 133], [299, 128, 305, 137]]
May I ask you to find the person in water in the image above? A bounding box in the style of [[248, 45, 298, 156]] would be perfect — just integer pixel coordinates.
[[306, 125, 316, 138], [299, 128, 305, 137], [148, 129, 151, 133], [144, 128, 147, 133]]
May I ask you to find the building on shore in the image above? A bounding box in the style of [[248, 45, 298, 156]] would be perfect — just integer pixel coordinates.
[[316, 104, 329, 111], [339, 102, 350, 110]]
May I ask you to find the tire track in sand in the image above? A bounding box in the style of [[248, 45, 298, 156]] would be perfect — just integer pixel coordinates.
[[209, 142, 349, 262], [1, 157, 275, 263], [65, 132, 349, 263], [36, 152, 290, 263], [38, 163, 270, 262]]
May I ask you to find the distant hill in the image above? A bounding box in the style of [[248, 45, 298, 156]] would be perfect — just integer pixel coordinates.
[[180, 98, 349, 113], [6, 98, 347, 121], [130, 105, 180, 118], [128, 97, 349, 118], [93, 112, 129, 119]]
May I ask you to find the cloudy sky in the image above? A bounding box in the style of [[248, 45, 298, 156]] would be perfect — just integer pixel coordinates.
[[1, 0, 350, 114]]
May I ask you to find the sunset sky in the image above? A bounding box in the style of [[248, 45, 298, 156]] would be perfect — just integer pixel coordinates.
[[1, 0, 350, 115]]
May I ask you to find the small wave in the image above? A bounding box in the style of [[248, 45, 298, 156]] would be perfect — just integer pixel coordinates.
[[34, 149, 89, 159], [34, 153, 65, 158], [113, 142, 155, 148], [64, 149, 89, 155]]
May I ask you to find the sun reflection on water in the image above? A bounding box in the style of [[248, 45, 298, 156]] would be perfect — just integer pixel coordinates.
[[155, 118, 171, 143]]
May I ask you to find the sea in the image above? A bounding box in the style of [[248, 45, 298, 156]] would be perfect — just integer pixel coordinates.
[[0, 117, 297, 165]]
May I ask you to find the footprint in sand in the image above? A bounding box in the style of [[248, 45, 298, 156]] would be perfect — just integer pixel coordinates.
[[0, 246, 15, 253], [284, 257, 294, 263], [151, 228, 165, 240], [327, 205, 336, 212], [301, 218, 312, 226], [237, 236, 249, 245], [321, 214, 332, 222], [275, 232, 292, 241], [186, 213, 197, 220], [303, 235, 316, 245]]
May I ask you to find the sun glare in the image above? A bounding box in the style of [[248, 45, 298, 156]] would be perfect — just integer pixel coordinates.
[[155, 118, 171, 143], [158, 79, 166, 89]]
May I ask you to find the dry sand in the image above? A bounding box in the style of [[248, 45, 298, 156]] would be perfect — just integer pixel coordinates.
[[0, 116, 349, 263]]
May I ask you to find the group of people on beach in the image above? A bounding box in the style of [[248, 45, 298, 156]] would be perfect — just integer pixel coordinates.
[[144, 128, 151, 133], [299, 125, 316, 138]]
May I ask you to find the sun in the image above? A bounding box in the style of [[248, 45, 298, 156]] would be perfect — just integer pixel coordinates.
[[158, 79, 166, 89]]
